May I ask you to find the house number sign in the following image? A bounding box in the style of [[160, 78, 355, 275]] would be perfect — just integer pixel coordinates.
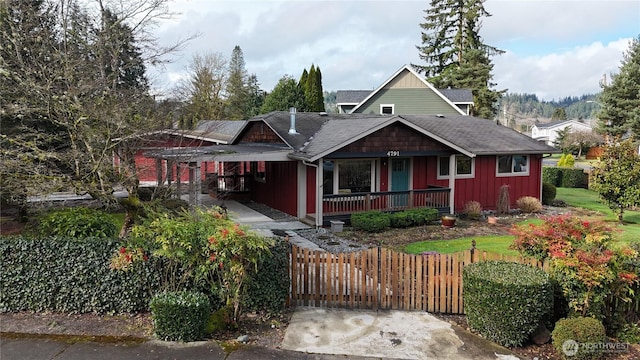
[[386, 150, 401, 157]]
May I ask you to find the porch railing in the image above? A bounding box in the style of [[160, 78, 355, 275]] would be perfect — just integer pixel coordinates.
[[322, 187, 450, 217]]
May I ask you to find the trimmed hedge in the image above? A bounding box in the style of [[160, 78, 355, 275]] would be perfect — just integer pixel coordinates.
[[552, 317, 606, 360], [542, 182, 557, 205], [543, 167, 587, 188], [0, 235, 291, 317], [351, 211, 391, 232], [0, 236, 162, 313], [352, 208, 439, 232], [543, 167, 563, 187], [463, 260, 553, 347], [150, 291, 211, 342], [560, 168, 587, 188], [244, 239, 290, 315], [405, 208, 439, 225]]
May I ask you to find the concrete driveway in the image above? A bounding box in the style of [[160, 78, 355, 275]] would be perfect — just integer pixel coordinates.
[[281, 307, 522, 360]]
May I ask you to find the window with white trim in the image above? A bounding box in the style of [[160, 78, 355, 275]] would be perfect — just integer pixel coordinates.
[[323, 159, 376, 194], [380, 104, 394, 115], [497, 155, 529, 176], [437, 156, 475, 179]]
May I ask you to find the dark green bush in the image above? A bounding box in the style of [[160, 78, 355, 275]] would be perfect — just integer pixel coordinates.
[[244, 239, 289, 315], [463, 260, 553, 347], [390, 212, 412, 228], [542, 182, 557, 205], [150, 291, 211, 342], [0, 236, 162, 313], [351, 211, 391, 232], [543, 167, 563, 187], [552, 317, 606, 360], [560, 168, 587, 188], [406, 207, 439, 225], [35, 207, 118, 239]]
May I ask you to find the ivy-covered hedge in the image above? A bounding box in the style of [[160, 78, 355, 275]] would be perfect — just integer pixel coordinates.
[[150, 291, 211, 342], [0, 236, 162, 313], [463, 260, 553, 347], [244, 239, 290, 315]]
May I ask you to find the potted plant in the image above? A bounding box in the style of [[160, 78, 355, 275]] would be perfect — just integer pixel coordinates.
[[441, 215, 456, 228]]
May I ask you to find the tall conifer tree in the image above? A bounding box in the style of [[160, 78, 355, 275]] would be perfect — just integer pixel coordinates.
[[414, 0, 504, 118], [597, 35, 640, 138]]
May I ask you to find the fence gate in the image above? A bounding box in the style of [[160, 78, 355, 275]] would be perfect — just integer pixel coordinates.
[[288, 244, 547, 314]]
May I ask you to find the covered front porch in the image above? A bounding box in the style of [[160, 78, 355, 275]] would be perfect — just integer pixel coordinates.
[[311, 186, 451, 226]]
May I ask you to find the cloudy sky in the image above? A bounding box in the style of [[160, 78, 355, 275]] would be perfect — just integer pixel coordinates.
[[150, 0, 640, 101]]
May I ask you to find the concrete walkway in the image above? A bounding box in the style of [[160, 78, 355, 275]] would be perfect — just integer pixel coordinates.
[[281, 307, 521, 360], [204, 198, 324, 250]]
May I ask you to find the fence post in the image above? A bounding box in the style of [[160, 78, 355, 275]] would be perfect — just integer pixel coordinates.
[[470, 239, 476, 263]]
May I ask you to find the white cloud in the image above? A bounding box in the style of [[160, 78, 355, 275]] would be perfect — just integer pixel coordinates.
[[493, 38, 632, 100], [147, 0, 639, 102]]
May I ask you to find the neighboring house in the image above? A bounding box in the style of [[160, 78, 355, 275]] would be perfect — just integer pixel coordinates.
[[148, 111, 558, 226], [531, 120, 593, 146], [336, 90, 372, 114], [336, 64, 473, 115]]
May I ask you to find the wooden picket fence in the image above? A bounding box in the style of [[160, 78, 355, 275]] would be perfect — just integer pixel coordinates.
[[288, 244, 549, 314]]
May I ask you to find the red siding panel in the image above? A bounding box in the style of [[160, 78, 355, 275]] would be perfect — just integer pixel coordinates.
[[252, 161, 298, 216], [306, 166, 316, 214], [411, 155, 544, 212]]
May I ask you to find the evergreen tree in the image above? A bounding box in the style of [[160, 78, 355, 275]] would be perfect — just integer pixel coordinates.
[[597, 35, 640, 139], [551, 108, 567, 121], [313, 66, 325, 111], [414, 0, 504, 119], [261, 75, 305, 113], [225, 45, 250, 120], [298, 64, 325, 112], [305, 65, 319, 111], [299, 68, 309, 110], [245, 74, 265, 118]]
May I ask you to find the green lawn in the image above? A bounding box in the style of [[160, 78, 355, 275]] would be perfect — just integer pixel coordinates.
[[404, 235, 519, 256], [403, 188, 640, 255], [556, 187, 640, 244]]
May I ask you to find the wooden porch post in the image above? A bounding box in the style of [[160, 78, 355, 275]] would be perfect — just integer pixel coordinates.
[[317, 158, 324, 228], [175, 162, 182, 196], [448, 155, 456, 215], [155, 158, 163, 187]]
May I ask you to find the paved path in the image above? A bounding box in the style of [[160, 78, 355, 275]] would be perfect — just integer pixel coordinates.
[[281, 307, 521, 360]]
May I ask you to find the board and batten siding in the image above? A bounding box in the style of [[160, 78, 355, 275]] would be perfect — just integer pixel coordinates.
[[252, 161, 298, 215], [413, 155, 544, 212], [355, 88, 460, 115]]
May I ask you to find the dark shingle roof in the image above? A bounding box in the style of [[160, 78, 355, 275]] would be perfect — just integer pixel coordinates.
[[335, 90, 371, 104], [400, 115, 555, 156], [193, 120, 246, 142], [438, 89, 474, 103], [239, 112, 558, 161], [534, 120, 572, 129]]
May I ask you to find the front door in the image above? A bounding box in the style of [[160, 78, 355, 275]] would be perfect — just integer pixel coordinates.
[[391, 158, 409, 207]]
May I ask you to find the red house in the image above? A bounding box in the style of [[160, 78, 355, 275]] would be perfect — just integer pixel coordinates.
[[114, 121, 247, 189], [148, 111, 558, 226]]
